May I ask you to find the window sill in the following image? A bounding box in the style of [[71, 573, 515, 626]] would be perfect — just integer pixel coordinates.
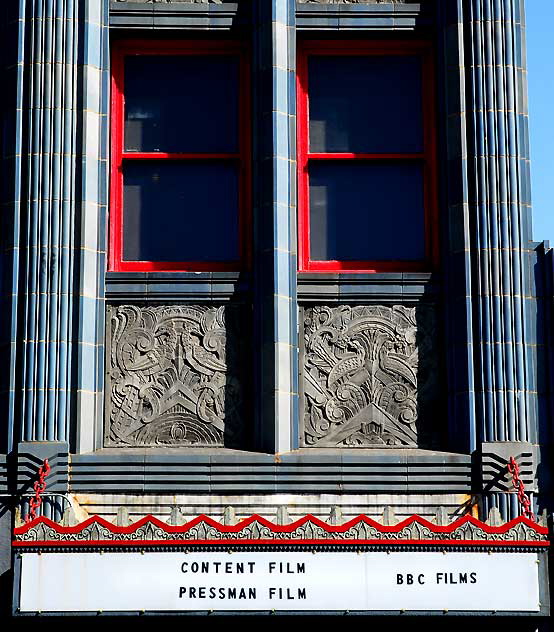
[[296, 2, 432, 32], [109, 1, 245, 31], [297, 271, 439, 301], [105, 270, 249, 301]]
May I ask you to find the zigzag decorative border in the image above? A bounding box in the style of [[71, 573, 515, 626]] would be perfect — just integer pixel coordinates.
[[13, 514, 549, 548]]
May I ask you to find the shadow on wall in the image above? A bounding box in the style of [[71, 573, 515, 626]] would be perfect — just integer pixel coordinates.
[[534, 242, 554, 514]]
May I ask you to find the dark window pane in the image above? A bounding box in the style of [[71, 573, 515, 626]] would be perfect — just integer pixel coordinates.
[[308, 56, 423, 153], [123, 161, 239, 262], [309, 162, 425, 261], [124, 56, 239, 153]]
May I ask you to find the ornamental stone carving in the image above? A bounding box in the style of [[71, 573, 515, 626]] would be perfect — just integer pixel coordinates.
[[105, 304, 244, 448], [15, 515, 548, 545], [301, 304, 437, 447]]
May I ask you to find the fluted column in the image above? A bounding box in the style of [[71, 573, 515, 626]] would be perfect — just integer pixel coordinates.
[[19, 0, 80, 443], [464, 0, 535, 519], [1, 0, 109, 450], [465, 0, 533, 445]]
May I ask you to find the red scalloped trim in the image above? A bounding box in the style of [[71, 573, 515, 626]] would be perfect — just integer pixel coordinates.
[[12, 513, 549, 548], [11, 539, 550, 548]]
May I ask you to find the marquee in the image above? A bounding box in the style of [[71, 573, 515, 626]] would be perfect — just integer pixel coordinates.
[[13, 514, 549, 616]]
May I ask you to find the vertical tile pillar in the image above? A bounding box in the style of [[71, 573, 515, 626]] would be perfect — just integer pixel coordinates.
[[464, 0, 534, 518], [252, 0, 298, 452], [74, 0, 109, 452], [1, 0, 109, 450]]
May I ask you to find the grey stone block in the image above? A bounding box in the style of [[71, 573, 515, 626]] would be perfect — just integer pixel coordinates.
[[341, 452, 409, 464], [16, 441, 69, 494], [0, 456, 7, 494], [480, 441, 537, 492], [0, 505, 12, 578]]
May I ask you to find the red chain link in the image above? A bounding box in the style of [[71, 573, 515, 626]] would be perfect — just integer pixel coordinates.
[[507, 456, 535, 522], [25, 459, 51, 524]]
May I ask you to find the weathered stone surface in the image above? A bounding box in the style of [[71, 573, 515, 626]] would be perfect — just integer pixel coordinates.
[[301, 304, 438, 447], [105, 304, 244, 448]]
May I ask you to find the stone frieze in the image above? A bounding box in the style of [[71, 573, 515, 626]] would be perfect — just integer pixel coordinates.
[[105, 304, 244, 448], [301, 304, 437, 447]]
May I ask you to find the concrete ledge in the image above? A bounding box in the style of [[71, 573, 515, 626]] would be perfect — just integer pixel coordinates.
[[109, 1, 245, 30], [70, 449, 472, 494], [296, 2, 432, 31]]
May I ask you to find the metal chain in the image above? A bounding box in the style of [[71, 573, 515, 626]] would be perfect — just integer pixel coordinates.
[[25, 459, 51, 524], [507, 456, 535, 522]]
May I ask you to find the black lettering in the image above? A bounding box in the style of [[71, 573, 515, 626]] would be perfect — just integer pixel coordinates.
[[459, 573, 468, 584], [397, 574, 404, 585], [189, 587, 197, 598], [226, 562, 233, 573], [236, 562, 244, 573], [297, 563, 305, 573], [269, 562, 276, 573], [198, 587, 206, 598], [269, 587, 277, 599], [406, 574, 413, 585], [213, 562, 221, 573], [470, 572, 477, 584], [209, 587, 216, 599], [229, 588, 236, 599], [191, 562, 199, 573], [249, 588, 257, 599], [436, 573, 444, 583], [181, 562, 188, 573], [239, 588, 247, 599], [298, 588, 307, 599], [201, 562, 209, 573], [179, 587, 186, 598], [449, 573, 457, 584], [219, 588, 226, 599], [248, 562, 255, 573], [418, 574, 425, 585]]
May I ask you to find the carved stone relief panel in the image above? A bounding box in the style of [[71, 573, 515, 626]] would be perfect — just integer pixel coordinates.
[[105, 304, 244, 448], [301, 304, 438, 448]]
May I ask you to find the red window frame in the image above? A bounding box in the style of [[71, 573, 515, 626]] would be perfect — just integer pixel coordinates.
[[297, 40, 438, 273], [110, 40, 251, 272]]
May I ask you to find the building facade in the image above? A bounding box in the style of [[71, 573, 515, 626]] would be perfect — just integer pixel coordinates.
[[1, 0, 553, 625]]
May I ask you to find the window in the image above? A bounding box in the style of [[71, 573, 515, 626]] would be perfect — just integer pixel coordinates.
[[297, 41, 438, 273], [110, 41, 250, 272]]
